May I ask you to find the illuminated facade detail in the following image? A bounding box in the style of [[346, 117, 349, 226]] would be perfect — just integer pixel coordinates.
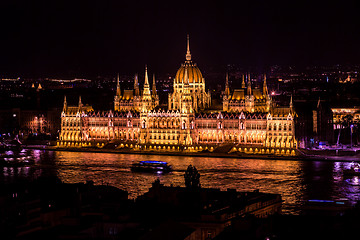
[[265, 104, 297, 149], [168, 35, 211, 112], [86, 111, 140, 143], [114, 66, 159, 112], [59, 36, 297, 154], [223, 73, 271, 112], [331, 107, 360, 129], [59, 96, 94, 144]]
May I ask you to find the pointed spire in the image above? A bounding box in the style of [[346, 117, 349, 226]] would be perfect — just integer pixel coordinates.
[[290, 95, 293, 109], [241, 74, 246, 88], [152, 73, 157, 96], [263, 74, 268, 95], [116, 73, 121, 96], [144, 65, 149, 85], [142, 65, 151, 98], [134, 73, 138, 87], [134, 73, 140, 96], [63, 95, 67, 112], [225, 72, 230, 96], [247, 73, 252, 95], [186, 34, 191, 61]]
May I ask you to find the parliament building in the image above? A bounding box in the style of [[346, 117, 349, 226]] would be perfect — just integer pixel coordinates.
[[59, 36, 297, 155]]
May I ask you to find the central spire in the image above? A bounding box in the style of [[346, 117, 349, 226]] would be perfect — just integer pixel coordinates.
[[186, 34, 191, 61], [142, 65, 151, 98], [144, 65, 149, 85]]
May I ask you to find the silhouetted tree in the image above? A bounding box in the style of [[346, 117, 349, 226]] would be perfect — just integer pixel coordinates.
[[184, 165, 192, 188], [184, 165, 201, 188]]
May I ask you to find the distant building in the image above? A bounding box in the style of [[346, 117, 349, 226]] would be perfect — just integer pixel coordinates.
[[0, 108, 61, 137], [332, 107, 360, 129], [59, 36, 297, 155], [331, 106, 360, 145]]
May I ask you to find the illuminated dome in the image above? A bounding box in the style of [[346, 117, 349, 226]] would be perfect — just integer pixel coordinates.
[[174, 35, 203, 84], [175, 61, 203, 84]]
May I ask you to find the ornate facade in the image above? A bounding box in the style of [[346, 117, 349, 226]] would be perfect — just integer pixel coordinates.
[[223, 73, 271, 112], [114, 66, 159, 112], [168, 35, 211, 112], [59, 36, 297, 155]]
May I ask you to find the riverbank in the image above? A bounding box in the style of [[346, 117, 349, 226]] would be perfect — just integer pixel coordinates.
[[22, 145, 360, 162]]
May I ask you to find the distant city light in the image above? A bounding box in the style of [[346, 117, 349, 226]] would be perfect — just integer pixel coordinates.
[[271, 91, 275, 95]]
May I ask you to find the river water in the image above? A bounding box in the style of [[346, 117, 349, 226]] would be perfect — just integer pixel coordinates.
[[2, 149, 360, 214]]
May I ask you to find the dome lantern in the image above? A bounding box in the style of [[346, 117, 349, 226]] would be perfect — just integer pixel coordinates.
[[174, 35, 203, 84]]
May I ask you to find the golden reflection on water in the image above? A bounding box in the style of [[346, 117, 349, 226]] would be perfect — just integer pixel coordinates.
[[4, 150, 360, 215], [54, 152, 304, 214], [6, 150, 360, 214]]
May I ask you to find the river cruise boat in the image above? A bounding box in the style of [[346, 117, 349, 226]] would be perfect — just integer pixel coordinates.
[[131, 161, 172, 173]]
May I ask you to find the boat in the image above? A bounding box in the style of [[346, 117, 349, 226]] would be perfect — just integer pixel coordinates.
[[3, 139, 23, 151], [0, 153, 34, 167], [302, 199, 351, 216], [131, 161, 172, 173], [343, 162, 360, 176]]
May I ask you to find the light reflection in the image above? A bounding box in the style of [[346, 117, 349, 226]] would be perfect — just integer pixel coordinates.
[[2, 149, 360, 215], [5, 150, 14, 155], [332, 159, 360, 207], [353, 176, 359, 185], [33, 149, 41, 161], [52, 151, 303, 214]]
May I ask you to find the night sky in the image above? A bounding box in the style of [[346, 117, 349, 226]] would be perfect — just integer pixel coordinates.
[[1, 0, 360, 77]]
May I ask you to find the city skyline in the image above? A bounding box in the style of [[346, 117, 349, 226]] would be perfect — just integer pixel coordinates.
[[1, 1, 360, 77], [2, 1, 360, 239]]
